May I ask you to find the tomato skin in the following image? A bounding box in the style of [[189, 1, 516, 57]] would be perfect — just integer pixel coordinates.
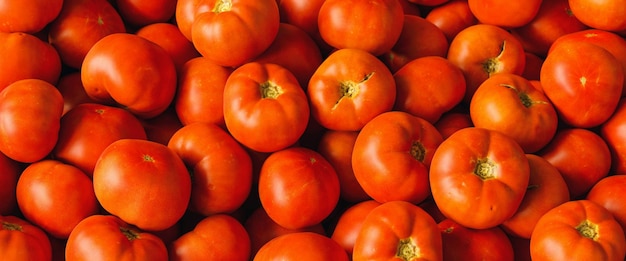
[[352, 111, 443, 204], [81, 33, 177, 119], [0, 0, 63, 33], [170, 214, 250, 261], [434, 111, 473, 140], [223, 62, 310, 153], [277, 0, 331, 54], [425, 0, 478, 43], [258, 147, 340, 230], [254, 232, 349, 261], [586, 175, 626, 235], [56, 72, 97, 116], [438, 218, 514, 261], [568, 0, 626, 32], [430, 127, 530, 229], [330, 200, 381, 258], [16, 160, 99, 239], [0, 152, 20, 215], [468, 0, 541, 28], [0, 79, 63, 163], [93, 139, 191, 231], [307, 48, 396, 131], [116, 0, 176, 27], [601, 99, 626, 173], [135, 22, 200, 74], [530, 200, 626, 261], [352, 201, 443, 261], [66, 215, 168, 261], [0, 215, 52, 261]]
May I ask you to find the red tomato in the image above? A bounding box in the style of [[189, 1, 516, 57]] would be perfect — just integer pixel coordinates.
[[530, 200, 626, 261], [0, 152, 20, 215], [93, 139, 191, 231], [469, 73, 558, 153], [501, 154, 570, 239], [0, 32, 62, 91], [352, 111, 443, 204], [47, 0, 126, 69], [430, 127, 530, 229], [352, 201, 443, 261], [16, 160, 98, 239], [540, 40, 623, 128], [187, 0, 280, 67], [53, 103, 147, 176], [0, 215, 52, 261], [307, 48, 396, 131], [116, 0, 176, 27], [0, 79, 63, 163], [438, 218, 514, 261], [393, 56, 466, 124], [468, 0, 541, 28], [318, 0, 404, 56], [587, 175, 626, 235], [601, 99, 626, 173], [425, 0, 478, 43], [138, 107, 183, 145], [277, 0, 331, 54], [66, 215, 168, 261], [56, 72, 97, 116], [258, 147, 340, 230], [568, 0, 626, 32], [0, 0, 62, 33], [168, 122, 253, 216], [434, 111, 473, 140], [81, 33, 177, 119], [170, 214, 251, 261], [330, 200, 381, 258], [223, 62, 309, 153], [254, 232, 349, 261], [135, 22, 200, 74], [538, 128, 611, 199]]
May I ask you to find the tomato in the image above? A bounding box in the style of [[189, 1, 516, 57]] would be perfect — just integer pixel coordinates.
[[93, 139, 191, 231], [116, 0, 176, 27], [258, 147, 340, 230], [0, 152, 20, 215], [501, 154, 570, 239], [425, 0, 478, 43], [307, 48, 396, 131], [438, 218, 514, 261], [352, 200, 442, 261], [138, 107, 183, 145], [254, 232, 349, 261], [330, 200, 381, 258], [352, 111, 443, 204], [468, 0, 541, 28], [568, 0, 626, 32], [430, 127, 530, 229], [469, 73, 558, 153], [56, 72, 97, 116], [0, 79, 63, 163], [538, 128, 611, 199], [81, 33, 177, 119], [0, 0, 62, 33], [170, 214, 250, 261], [53, 103, 147, 176], [135, 22, 200, 74], [317, 0, 404, 56], [601, 99, 626, 173], [317, 130, 370, 203], [393, 56, 466, 124], [0, 215, 52, 261], [540, 40, 623, 128], [433, 111, 473, 140], [447, 24, 526, 103], [186, 0, 280, 67], [223, 62, 309, 153], [380, 15, 449, 73], [66, 215, 168, 261], [168, 122, 253, 216], [16, 160, 98, 239], [0, 32, 62, 91], [530, 200, 626, 261], [47, 0, 126, 69], [587, 175, 626, 235], [277, 0, 331, 54]]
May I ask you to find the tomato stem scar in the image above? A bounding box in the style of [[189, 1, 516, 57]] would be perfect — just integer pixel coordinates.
[[120, 226, 140, 241], [576, 220, 599, 240], [2, 222, 22, 231], [474, 158, 496, 180], [396, 238, 419, 261]]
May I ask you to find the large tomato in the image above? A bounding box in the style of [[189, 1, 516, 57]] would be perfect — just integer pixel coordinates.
[[438, 218, 514, 261], [56, 72, 97, 115], [16, 160, 99, 239], [115, 0, 177, 27], [0, 152, 20, 215], [430, 127, 530, 229], [307, 48, 396, 131], [530, 200, 626, 261], [258, 147, 340, 230], [47, 0, 126, 69], [66, 215, 168, 261], [601, 99, 626, 173], [352, 200, 442, 261], [0, 0, 62, 33], [568, 0, 626, 32], [467, 0, 541, 28], [0, 215, 52, 261], [586, 175, 626, 235], [352, 111, 443, 204], [223, 62, 309, 153], [254, 232, 349, 261], [425, 0, 478, 43], [81, 33, 177, 119], [276, 0, 330, 54], [135, 22, 201, 74], [93, 139, 191, 231], [330, 200, 381, 258], [469, 73, 558, 153], [0, 79, 64, 163]]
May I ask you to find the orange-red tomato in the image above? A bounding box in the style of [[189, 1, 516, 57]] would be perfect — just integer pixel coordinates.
[[135, 22, 200, 73], [587, 175, 626, 235], [601, 99, 626, 173], [467, 0, 542, 28], [254, 232, 349, 261], [439, 218, 514, 261], [331, 200, 381, 258], [116, 0, 176, 27], [425, 0, 478, 43], [0, 215, 52, 261], [568, 0, 626, 32], [0, 0, 63, 33]]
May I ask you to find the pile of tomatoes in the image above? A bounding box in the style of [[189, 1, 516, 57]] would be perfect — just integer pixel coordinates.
[[2, 0, 626, 260]]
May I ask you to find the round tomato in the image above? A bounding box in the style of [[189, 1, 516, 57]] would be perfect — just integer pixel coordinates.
[[258, 147, 339, 230], [352, 200, 442, 261], [430, 127, 530, 229], [66, 215, 168, 261], [587, 175, 626, 234], [116, 0, 176, 27], [530, 200, 626, 261], [601, 99, 626, 173], [254, 232, 349, 261], [330, 200, 381, 258], [223, 62, 309, 153], [439, 218, 514, 261], [0, 0, 62, 33], [467, 0, 541, 28], [0, 79, 63, 163], [138, 107, 183, 145], [0, 152, 20, 215], [568, 0, 626, 32], [307, 48, 396, 131], [425, 0, 478, 43], [352, 111, 443, 204], [93, 139, 191, 231], [135, 22, 200, 74], [433, 111, 473, 140], [81, 33, 177, 119], [277, 0, 330, 54], [56, 72, 97, 115], [0, 215, 52, 261]]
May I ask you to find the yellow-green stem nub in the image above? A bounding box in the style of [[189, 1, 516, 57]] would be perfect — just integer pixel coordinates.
[[396, 238, 419, 261], [474, 158, 496, 180], [212, 0, 232, 13], [260, 81, 282, 99], [576, 220, 599, 241]]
